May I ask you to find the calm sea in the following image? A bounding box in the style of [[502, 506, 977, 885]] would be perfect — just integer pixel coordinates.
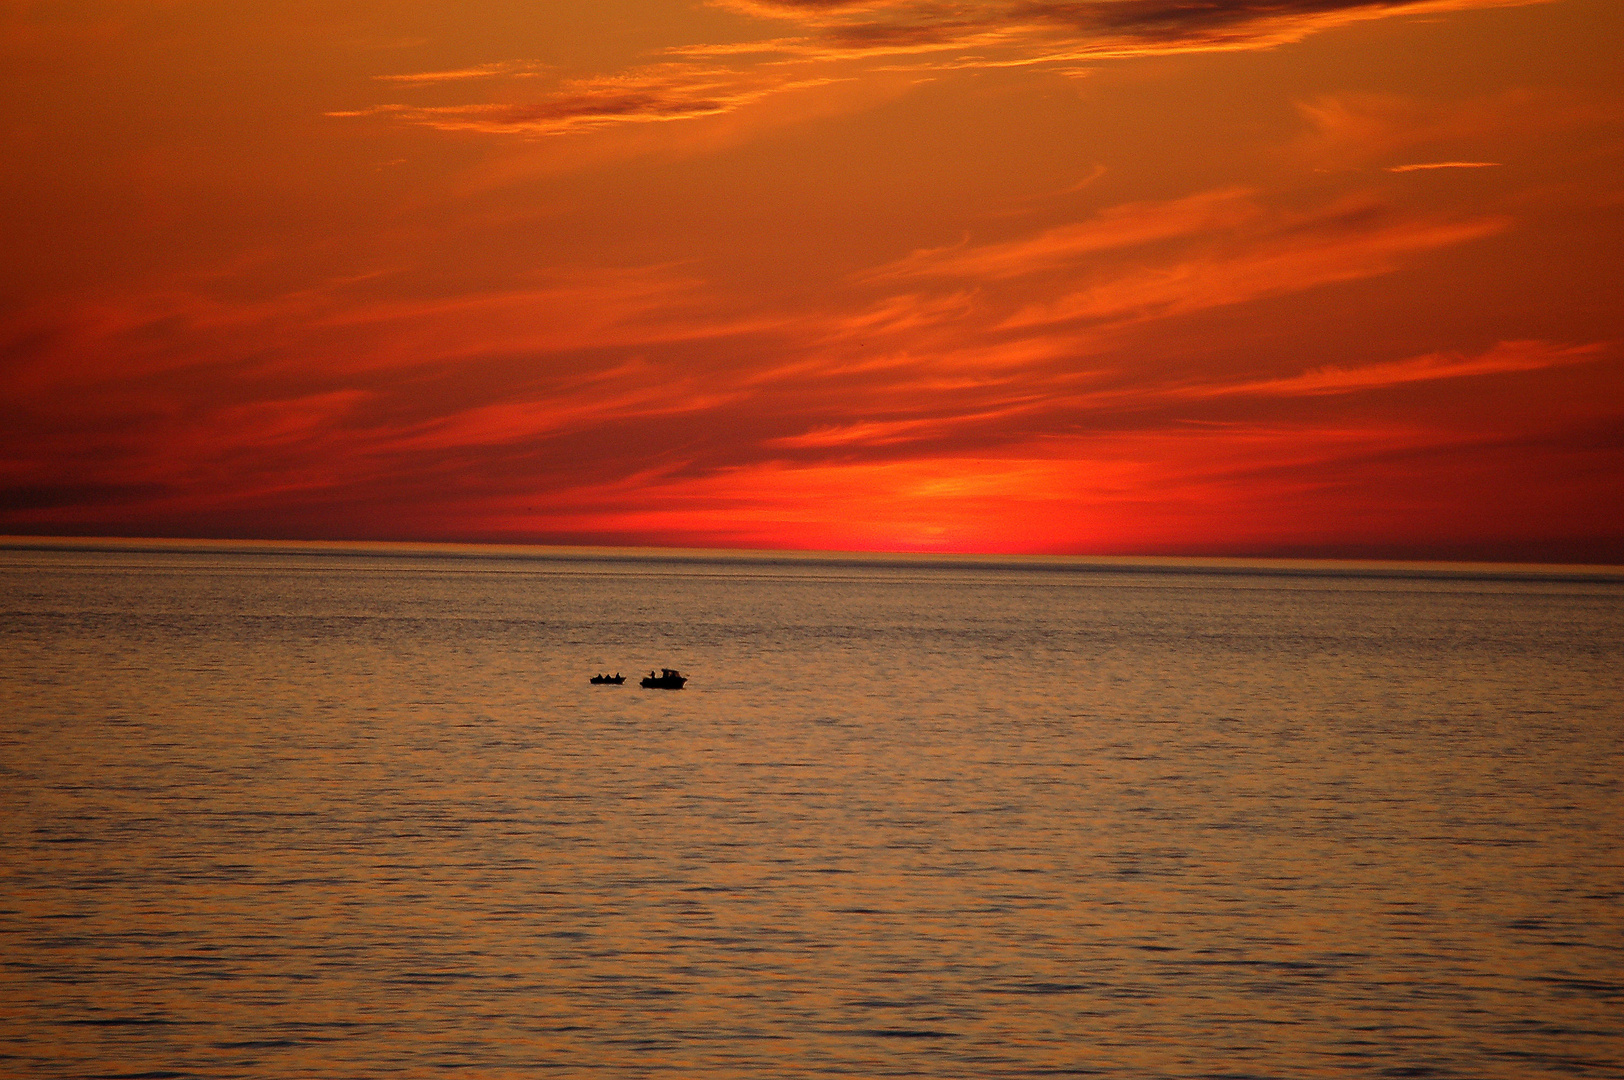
[[2, 543, 1621, 1079]]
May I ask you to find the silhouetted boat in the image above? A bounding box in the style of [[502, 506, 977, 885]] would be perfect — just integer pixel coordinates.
[[590, 673, 625, 685], [640, 668, 687, 689]]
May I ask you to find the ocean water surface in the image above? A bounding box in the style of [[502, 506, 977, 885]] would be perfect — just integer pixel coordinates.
[[1, 543, 1621, 1078]]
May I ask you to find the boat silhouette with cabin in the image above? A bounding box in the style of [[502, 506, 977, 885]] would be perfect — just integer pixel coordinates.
[[641, 668, 687, 689]]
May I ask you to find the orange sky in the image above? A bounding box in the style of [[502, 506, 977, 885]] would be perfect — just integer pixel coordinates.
[[3, 0, 1621, 560]]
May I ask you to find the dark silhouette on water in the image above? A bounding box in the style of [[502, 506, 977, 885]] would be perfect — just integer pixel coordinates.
[[589, 673, 625, 684], [641, 668, 687, 689]]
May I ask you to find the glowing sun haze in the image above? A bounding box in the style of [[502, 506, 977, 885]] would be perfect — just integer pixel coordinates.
[[3, 0, 1621, 559]]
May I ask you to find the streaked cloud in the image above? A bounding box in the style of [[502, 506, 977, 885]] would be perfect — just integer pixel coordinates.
[[851, 187, 1508, 335], [1000, 212, 1507, 329], [866, 188, 1261, 282], [1182, 340, 1606, 399], [373, 61, 547, 84], [333, 0, 1550, 141], [0, 175, 1567, 533], [712, 0, 1549, 63], [1385, 160, 1502, 172], [332, 63, 843, 135], [1293, 89, 1617, 172]]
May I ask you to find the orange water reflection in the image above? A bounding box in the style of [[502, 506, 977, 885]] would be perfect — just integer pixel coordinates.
[[2, 546, 1621, 1076]]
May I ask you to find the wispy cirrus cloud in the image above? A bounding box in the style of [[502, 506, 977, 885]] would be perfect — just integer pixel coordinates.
[[743, 337, 1606, 461], [331, 0, 1549, 139], [1179, 340, 1606, 399], [373, 61, 548, 84], [703, 185, 1549, 464], [865, 188, 1261, 282], [1292, 89, 1619, 171], [848, 187, 1509, 339], [330, 63, 843, 135], [3, 231, 1614, 552], [711, 0, 1548, 62], [1385, 160, 1501, 172], [0, 259, 806, 534], [1000, 210, 1508, 330]]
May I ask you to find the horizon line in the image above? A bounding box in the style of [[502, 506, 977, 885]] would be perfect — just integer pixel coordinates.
[[4, 533, 1621, 583]]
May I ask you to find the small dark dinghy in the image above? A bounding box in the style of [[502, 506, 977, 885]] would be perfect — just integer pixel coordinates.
[[590, 673, 625, 685], [640, 668, 687, 689]]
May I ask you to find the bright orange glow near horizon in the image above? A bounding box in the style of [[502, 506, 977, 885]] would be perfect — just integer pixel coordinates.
[[3, 0, 1621, 561]]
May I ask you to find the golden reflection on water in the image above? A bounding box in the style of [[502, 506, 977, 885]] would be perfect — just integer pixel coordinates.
[[1, 545, 1621, 1077]]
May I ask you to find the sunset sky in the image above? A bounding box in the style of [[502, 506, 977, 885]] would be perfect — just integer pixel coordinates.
[[3, 0, 1621, 559]]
